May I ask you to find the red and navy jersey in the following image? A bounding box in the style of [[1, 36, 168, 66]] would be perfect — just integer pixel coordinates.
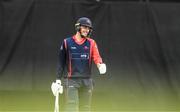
[[57, 35, 102, 79]]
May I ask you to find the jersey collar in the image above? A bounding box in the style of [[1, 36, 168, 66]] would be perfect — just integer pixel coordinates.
[[72, 35, 87, 45]]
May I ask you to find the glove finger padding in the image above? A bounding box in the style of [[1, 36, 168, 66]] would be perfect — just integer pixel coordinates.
[[51, 82, 63, 96], [98, 63, 106, 74], [58, 85, 63, 94], [56, 80, 63, 94], [51, 82, 57, 96]]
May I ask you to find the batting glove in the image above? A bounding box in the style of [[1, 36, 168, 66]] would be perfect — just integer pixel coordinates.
[[98, 63, 106, 74], [51, 80, 63, 96]]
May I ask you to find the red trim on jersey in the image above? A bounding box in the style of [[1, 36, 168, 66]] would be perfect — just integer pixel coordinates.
[[72, 35, 86, 45], [88, 38, 93, 66], [87, 38, 102, 64], [68, 51, 72, 78], [64, 39, 67, 49], [64, 39, 72, 78]]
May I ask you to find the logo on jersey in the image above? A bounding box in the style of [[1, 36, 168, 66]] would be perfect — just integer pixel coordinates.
[[60, 45, 63, 50], [84, 46, 89, 50], [71, 53, 89, 60], [81, 54, 88, 58], [71, 46, 77, 49]]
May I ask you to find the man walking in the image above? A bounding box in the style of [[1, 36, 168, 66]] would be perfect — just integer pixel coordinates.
[[51, 17, 106, 112]]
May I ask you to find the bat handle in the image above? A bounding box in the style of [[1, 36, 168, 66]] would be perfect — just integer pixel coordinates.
[[54, 93, 59, 112]]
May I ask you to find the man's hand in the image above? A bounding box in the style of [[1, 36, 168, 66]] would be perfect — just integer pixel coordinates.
[[97, 63, 106, 74], [51, 80, 63, 96]]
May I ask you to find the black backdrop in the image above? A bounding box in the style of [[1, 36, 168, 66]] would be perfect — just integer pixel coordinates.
[[0, 0, 180, 111]]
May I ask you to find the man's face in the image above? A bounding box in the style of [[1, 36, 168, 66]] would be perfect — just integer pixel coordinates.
[[80, 25, 90, 37]]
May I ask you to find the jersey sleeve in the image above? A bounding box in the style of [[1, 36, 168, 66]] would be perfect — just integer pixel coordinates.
[[57, 39, 67, 79], [92, 40, 103, 64]]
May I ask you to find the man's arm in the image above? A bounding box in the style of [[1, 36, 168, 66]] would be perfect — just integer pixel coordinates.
[[57, 39, 67, 79], [92, 40, 106, 74], [51, 40, 66, 96], [92, 40, 102, 64]]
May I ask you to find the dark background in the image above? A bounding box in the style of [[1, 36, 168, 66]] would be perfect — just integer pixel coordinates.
[[0, 0, 180, 111]]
